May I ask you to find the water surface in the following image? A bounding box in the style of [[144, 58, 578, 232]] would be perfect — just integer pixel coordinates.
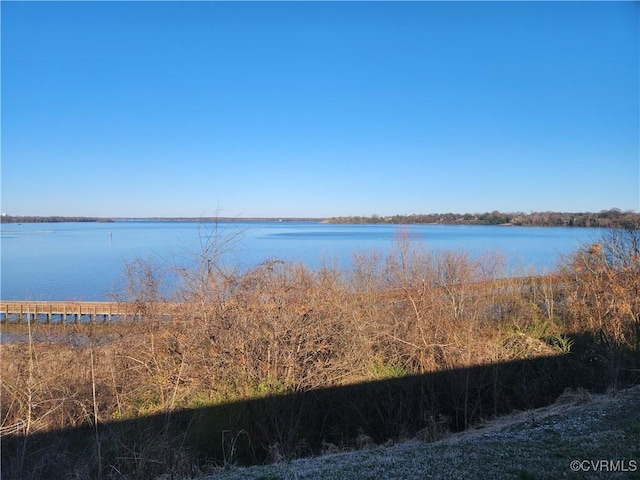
[[0, 221, 604, 301]]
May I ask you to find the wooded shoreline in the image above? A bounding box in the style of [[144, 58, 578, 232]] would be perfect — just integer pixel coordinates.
[[2, 208, 639, 228], [326, 208, 640, 228]]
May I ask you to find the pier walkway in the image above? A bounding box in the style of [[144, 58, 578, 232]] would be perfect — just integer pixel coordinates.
[[0, 301, 142, 324]]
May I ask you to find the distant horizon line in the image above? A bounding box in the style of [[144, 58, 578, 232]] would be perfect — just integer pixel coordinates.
[[1, 207, 638, 221]]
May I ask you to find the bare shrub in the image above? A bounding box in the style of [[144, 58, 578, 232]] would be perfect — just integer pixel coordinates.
[[561, 228, 640, 355]]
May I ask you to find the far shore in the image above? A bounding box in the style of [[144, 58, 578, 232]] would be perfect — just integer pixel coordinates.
[[1, 208, 638, 229]]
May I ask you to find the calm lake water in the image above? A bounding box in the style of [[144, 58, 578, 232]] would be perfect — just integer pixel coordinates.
[[0, 221, 606, 301]]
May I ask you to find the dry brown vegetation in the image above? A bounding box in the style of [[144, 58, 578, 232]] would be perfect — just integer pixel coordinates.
[[1, 227, 639, 479]]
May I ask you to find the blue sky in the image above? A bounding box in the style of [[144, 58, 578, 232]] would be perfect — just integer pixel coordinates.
[[2, 1, 638, 218]]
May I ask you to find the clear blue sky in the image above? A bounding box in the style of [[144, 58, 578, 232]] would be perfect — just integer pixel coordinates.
[[2, 1, 638, 218]]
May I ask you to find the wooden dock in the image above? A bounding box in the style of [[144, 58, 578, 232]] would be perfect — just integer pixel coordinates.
[[0, 301, 139, 324]]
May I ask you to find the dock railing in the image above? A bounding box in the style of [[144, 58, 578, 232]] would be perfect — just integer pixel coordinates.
[[0, 301, 144, 324]]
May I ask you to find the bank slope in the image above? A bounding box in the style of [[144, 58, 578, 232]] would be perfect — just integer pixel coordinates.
[[197, 385, 640, 480]]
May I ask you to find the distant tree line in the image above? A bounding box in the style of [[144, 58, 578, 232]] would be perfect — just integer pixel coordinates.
[[0, 215, 113, 223], [0, 215, 322, 224], [326, 209, 640, 229], [3, 210, 639, 228]]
